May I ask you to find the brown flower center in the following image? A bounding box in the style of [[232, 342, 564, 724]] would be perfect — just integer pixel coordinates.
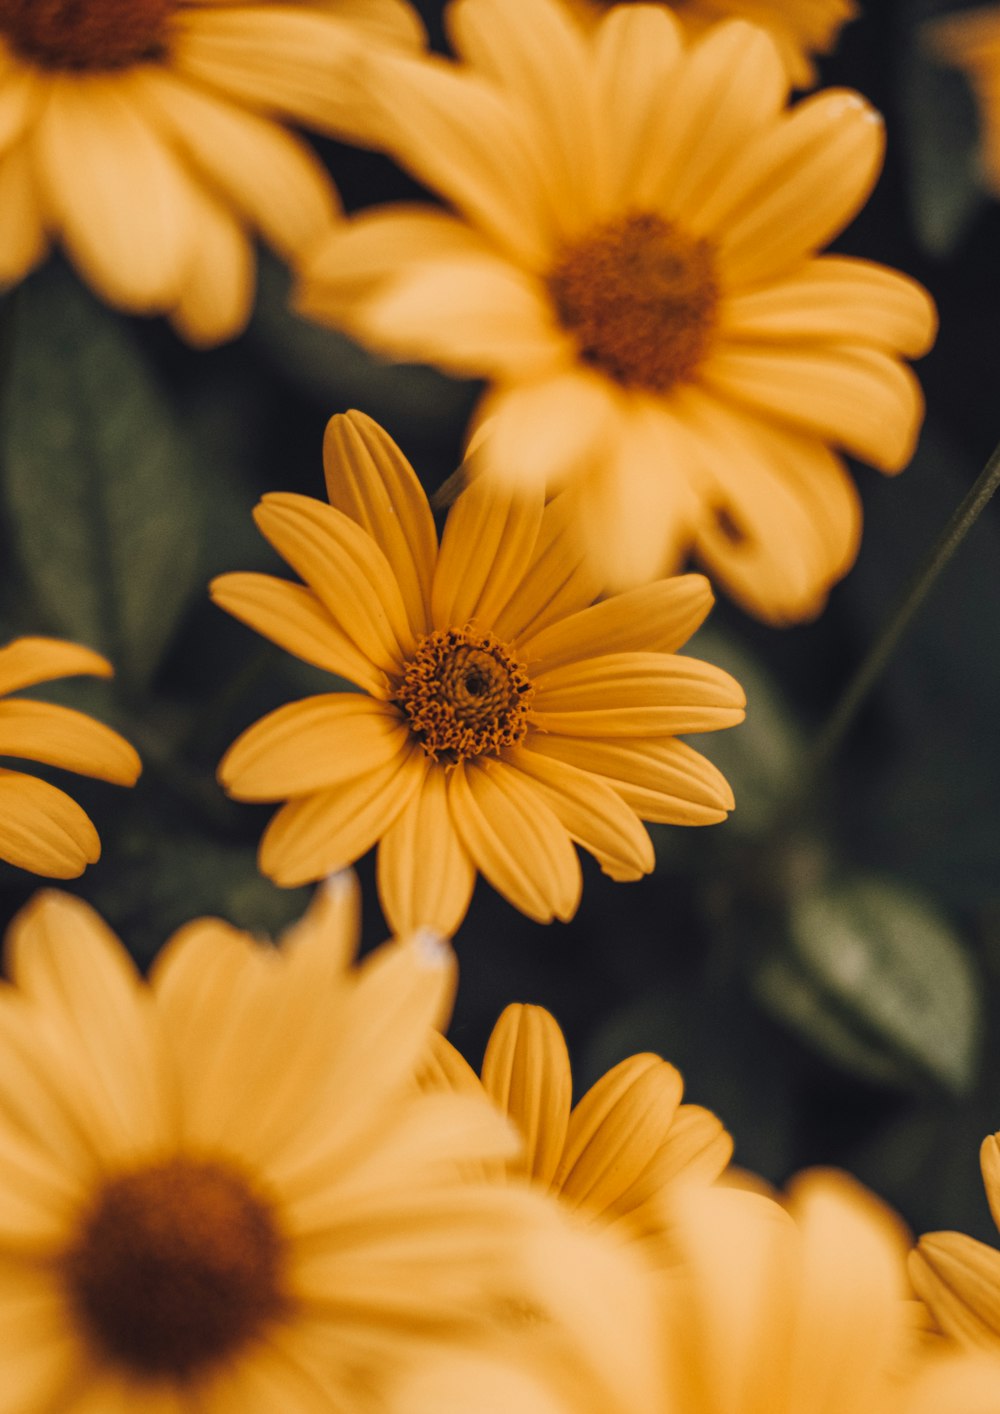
[[547, 212, 718, 394], [396, 627, 533, 764], [60, 1156, 289, 1380], [0, 0, 174, 70]]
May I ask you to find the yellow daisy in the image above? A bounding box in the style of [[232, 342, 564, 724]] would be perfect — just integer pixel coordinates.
[[298, 0, 937, 623], [0, 0, 422, 344], [0, 886, 579, 1409], [562, 0, 858, 88], [389, 1172, 1000, 1414], [910, 1129, 1000, 1351], [211, 410, 745, 934], [0, 635, 140, 878], [420, 1002, 731, 1240], [930, 7, 1000, 193]]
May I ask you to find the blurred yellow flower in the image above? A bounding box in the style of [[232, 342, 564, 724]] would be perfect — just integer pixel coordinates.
[[910, 1129, 1000, 1350], [421, 1002, 731, 1239], [0, 636, 140, 878], [0, 0, 422, 343], [212, 411, 744, 933], [300, 0, 937, 623], [0, 886, 576, 1409], [930, 6, 1000, 193], [562, 0, 857, 88]]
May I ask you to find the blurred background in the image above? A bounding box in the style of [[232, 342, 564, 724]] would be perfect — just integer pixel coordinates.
[[1, 0, 999, 1245]]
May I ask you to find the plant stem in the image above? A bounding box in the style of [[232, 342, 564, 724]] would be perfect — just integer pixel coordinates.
[[808, 435, 1000, 783]]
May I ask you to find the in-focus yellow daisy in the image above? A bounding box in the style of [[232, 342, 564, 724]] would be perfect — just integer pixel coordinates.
[[0, 886, 579, 1410], [910, 1128, 1000, 1351], [420, 1002, 731, 1240], [930, 7, 1000, 193], [299, 0, 937, 623], [0, 636, 140, 878], [211, 410, 744, 934], [0, 0, 423, 344], [562, 0, 857, 88], [389, 1171, 1000, 1414]]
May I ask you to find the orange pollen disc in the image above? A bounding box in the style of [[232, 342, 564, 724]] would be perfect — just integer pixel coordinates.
[[0, 0, 175, 70], [61, 1156, 289, 1379], [396, 626, 534, 765], [547, 211, 718, 394]]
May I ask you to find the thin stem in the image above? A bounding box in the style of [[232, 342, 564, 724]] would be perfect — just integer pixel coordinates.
[[808, 435, 1000, 783]]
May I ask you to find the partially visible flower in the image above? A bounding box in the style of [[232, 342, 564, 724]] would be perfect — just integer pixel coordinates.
[[0, 0, 423, 343], [420, 1002, 731, 1242], [0, 636, 140, 877], [388, 1171, 1000, 1414], [930, 7, 1000, 192], [561, 0, 857, 87], [299, 0, 936, 623], [910, 1129, 1000, 1350], [0, 887, 580, 1409], [212, 410, 744, 934]]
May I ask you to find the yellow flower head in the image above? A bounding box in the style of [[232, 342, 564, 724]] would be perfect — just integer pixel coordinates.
[[299, 0, 937, 623], [0, 885, 574, 1408], [211, 410, 745, 933], [0, 636, 140, 877], [561, 0, 858, 88], [420, 1002, 731, 1241], [0, 0, 423, 343], [910, 1129, 1000, 1351], [929, 6, 1000, 194]]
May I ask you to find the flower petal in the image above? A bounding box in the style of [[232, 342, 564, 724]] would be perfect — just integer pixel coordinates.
[[433, 475, 544, 630], [0, 700, 140, 786], [531, 652, 746, 736], [0, 771, 99, 878], [494, 493, 602, 646], [169, 185, 255, 347], [522, 576, 714, 671], [0, 141, 47, 286], [219, 695, 405, 801], [377, 767, 477, 935], [481, 1003, 573, 1186], [910, 1233, 1000, 1351], [0, 637, 112, 698]]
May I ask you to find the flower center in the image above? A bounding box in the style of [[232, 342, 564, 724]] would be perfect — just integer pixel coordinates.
[[547, 212, 718, 394], [60, 1156, 288, 1380], [0, 0, 174, 70], [396, 627, 533, 764]]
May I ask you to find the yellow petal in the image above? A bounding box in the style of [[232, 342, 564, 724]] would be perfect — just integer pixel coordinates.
[[448, 758, 581, 923], [0, 771, 99, 878], [377, 767, 477, 935], [0, 637, 112, 698], [417, 1029, 485, 1097], [219, 694, 405, 801], [433, 475, 544, 630], [259, 745, 423, 887], [480, 1003, 572, 1186], [254, 492, 414, 674], [493, 493, 602, 646], [0, 63, 40, 156], [531, 652, 746, 736], [209, 572, 385, 696], [0, 700, 140, 785], [279, 869, 362, 975], [981, 1133, 1000, 1235], [0, 141, 47, 286], [169, 185, 255, 347], [910, 1233, 1000, 1351], [323, 412, 436, 638], [523, 576, 714, 671], [470, 370, 621, 492]]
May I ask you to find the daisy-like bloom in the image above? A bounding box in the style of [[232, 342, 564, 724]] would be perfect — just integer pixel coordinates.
[[910, 1128, 1000, 1350], [298, 0, 937, 623], [390, 1172, 1000, 1414], [0, 0, 423, 344], [0, 636, 140, 878], [930, 7, 1000, 192], [562, 0, 857, 88], [211, 410, 744, 934], [420, 1002, 731, 1242], [0, 885, 595, 1410]]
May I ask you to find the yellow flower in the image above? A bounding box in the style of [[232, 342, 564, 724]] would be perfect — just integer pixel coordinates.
[[0, 636, 140, 878], [0, 886, 576, 1409], [388, 1172, 1000, 1414], [561, 0, 857, 88], [929, 7, 1000, 193], [299, 0, 937, 623], [0, 0, 422, 343], [910, 1130, 1000, 1351], [420, 1003, 731, 1241], [211, 410, 744, 933]]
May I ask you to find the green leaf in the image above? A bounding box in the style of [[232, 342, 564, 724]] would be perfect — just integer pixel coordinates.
[[758, 874, 982, 1094], [0, 264, 204, 690]]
